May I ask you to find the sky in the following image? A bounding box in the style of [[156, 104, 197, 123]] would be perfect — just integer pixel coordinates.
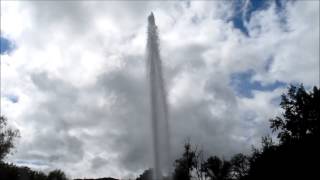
[[0, 0, 319, 179]]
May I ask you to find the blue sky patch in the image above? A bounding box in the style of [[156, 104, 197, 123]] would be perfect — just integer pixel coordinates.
[[232, 14, 249, 36], [4, 94, 19, 103], [15, 160, 49, 168], [0, 36, 15, 54], [231, 0, 286, 36], [231, 69, 286, 98]]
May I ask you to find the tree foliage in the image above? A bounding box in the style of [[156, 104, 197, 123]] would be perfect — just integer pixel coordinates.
[[244, 85, 320, 180], [0, 116, 19, 161], [172, 141, 198, 180], [48, 169, 68, 180], [270, 84, 319, 143], [0, 163, 69, 180], [202, 156, 231, 180], [136, 169, 153, 180], [0, 162, 48, 180], [230, 153, 249, 180]]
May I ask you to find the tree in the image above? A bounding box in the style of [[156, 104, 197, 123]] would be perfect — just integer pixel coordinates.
[[270, 84, 320, 144], [48, 169, 68, 180], [244, 85, 320, 180], [244, 136, 278, 180], [202, 156, 231, 180], [230, 153, 249, 180], [136, 169, 153, 180], [0, 116, 19, 161], [0, 162, 48, 180], [194, 149, 206, 180], [173, 141, 198, 180]]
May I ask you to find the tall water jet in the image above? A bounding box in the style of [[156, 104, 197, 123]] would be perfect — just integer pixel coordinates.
[[146, 12, 170, 180]]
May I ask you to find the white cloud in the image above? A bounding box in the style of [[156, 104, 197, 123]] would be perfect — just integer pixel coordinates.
[[1, 1, 318, 179]]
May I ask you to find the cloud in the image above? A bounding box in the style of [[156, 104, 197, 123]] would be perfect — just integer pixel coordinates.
[[1, 0, 318, 179], [91, 156, 109, 170]]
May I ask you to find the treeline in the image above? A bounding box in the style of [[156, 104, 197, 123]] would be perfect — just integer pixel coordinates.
[[137, 84, 319, 180], [0, 163, 67, 180]]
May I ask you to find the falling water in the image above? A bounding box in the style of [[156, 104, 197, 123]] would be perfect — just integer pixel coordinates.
[[146, 13, 170, 180]]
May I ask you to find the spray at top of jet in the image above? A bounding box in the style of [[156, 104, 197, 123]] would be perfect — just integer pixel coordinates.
[[148, 12, 155, 26]]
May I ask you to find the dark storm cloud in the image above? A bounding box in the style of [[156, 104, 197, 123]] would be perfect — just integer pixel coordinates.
[[91, 156, 108, 170]]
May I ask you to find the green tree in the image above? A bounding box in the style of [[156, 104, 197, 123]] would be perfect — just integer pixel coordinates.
[[270, 84, 320, 143], [0, 116, 19, 161], [202, 156, 231, 180], [136, 169, 153, 180], [173, 141, 197, 180], [230, 153, 249, 180], [48, 169, 68, 180], [245, 85, 320, 180], [0, 162, 48, 180]]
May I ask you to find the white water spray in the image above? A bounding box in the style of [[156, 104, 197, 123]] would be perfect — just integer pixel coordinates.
[[146, 13, 170, 180]]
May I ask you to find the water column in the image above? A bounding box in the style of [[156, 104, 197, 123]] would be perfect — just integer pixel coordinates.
[[146, 12, 170, 180]]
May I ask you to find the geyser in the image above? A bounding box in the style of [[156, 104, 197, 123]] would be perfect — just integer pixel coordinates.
[[146, 12, 171, 180]]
